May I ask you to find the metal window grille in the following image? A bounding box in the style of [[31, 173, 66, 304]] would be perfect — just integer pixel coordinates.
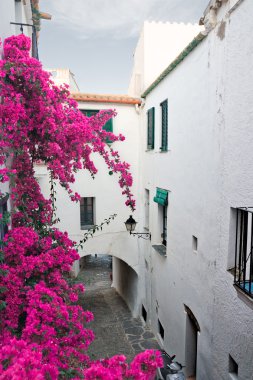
[[160, 99, 168, 151], [234, 207, 253, 298], [80, 197, 94, 229], [147, 107, 155, 149]]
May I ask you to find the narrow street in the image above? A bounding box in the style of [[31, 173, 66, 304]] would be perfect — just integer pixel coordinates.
[[77, 255, 160, 362]]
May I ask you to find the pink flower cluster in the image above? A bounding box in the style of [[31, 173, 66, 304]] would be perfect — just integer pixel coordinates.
[[0, 34, 160, 379], [0, 338, 58, 379], [83, 350, 163, 380], [0, 34, 135, 210]]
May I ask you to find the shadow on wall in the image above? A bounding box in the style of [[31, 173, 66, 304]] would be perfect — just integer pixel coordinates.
[[112, 257, 139, 317]]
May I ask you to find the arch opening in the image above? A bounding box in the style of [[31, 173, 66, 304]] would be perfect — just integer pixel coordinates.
[[184, 304, 200, 379]]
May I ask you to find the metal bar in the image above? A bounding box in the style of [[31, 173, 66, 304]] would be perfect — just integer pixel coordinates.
[[130, 231, 151, 240], [238, 210, 243, 286], [242, 210, 248, 289], [10, 22, 34, 27], [234, 208, 238, 284], [249, 213, 253, 295]]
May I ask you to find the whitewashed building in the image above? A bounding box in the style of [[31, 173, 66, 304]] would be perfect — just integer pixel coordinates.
[[46, 68, 80, 92], [35, 92, 144, 316], [132, 0, 253, 379], [128, 21, 202, 98]]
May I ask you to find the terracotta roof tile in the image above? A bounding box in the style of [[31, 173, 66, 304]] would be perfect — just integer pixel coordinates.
[[71, 93, 142, 105]]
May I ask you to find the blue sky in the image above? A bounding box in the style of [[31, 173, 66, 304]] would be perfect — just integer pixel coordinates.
[[39, 0, 208, 94]]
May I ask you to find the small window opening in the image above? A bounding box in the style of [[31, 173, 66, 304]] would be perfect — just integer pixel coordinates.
[[192, 236, 198, 252], [229, 355, 238, 379], [158, 319, 164, 340], [142, 305, 147, 322]]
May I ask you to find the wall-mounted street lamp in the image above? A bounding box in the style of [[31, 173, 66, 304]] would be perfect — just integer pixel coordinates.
[[125, 215, 151, 240]]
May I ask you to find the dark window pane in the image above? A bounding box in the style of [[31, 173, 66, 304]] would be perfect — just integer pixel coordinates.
[[80, 197, 94, 228]]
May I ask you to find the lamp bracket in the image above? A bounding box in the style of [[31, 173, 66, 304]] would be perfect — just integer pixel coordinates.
[[130, 231, 151, 240]]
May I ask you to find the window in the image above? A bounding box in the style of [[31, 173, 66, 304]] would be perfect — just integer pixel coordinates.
[[142, 305, 147, 322], [158, 319, 164, 340], [80, 197, 95, 229], [233, 207, 253, 299], [162, 206, 168, 246], [192, 236, 198, 252], [160, 99, 168, 151], [229, 355, 238, 380], [144, 189, 150, 230], [147, 107, 155, 150], [81, 109, 113, 135], [153, 188, 168, 247], [0, 198, 8, 240]]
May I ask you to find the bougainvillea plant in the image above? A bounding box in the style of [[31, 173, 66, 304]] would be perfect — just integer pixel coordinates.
[[0, 34, 162, 379]]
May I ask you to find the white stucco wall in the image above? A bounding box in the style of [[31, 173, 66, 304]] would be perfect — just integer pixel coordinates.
[[128, 21, 203, 97], [138, 1, 253, 379], [0, 0, 33, 44], [113, 256, 140, 317]]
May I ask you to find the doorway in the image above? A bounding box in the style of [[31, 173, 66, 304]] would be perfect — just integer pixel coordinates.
[[184, 305, 200, 379]]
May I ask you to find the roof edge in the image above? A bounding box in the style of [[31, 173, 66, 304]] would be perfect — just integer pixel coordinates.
[[71, 93, 142, 106], [141, 31, 207, 98]]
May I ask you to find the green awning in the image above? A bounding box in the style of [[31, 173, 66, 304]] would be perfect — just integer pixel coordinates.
[[153, 188, 168, 206]]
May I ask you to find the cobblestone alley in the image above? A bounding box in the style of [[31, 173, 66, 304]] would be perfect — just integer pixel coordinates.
[[77, 255, 160, 362]]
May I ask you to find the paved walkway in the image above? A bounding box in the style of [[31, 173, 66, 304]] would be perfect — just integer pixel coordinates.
[[77, 255, 160, 361]]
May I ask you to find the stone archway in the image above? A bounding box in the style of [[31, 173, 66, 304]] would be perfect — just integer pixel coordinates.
[[78, 253, 140, 318], [112, 256, 139, 317]]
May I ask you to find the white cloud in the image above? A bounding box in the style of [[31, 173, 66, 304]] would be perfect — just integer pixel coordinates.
[[41, 0, 206, 39]]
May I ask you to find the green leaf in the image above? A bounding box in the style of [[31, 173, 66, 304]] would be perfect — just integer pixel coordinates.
[[0, 301, 6, 311]]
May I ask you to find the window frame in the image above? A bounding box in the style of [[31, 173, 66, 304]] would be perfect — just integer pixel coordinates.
[[80, 109, 113, 136], [80, 197, 95, 230]]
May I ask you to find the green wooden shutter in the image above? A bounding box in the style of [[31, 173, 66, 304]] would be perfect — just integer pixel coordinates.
[[147, 107, 155, 149], [153, 188, 168, 206], [102, 118, 113, 144], [103, 118, 113, 133], [160, 99, 168, 151]]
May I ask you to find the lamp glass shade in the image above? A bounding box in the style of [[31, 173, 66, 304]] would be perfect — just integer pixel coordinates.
[[125, 215, 137, 232]]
